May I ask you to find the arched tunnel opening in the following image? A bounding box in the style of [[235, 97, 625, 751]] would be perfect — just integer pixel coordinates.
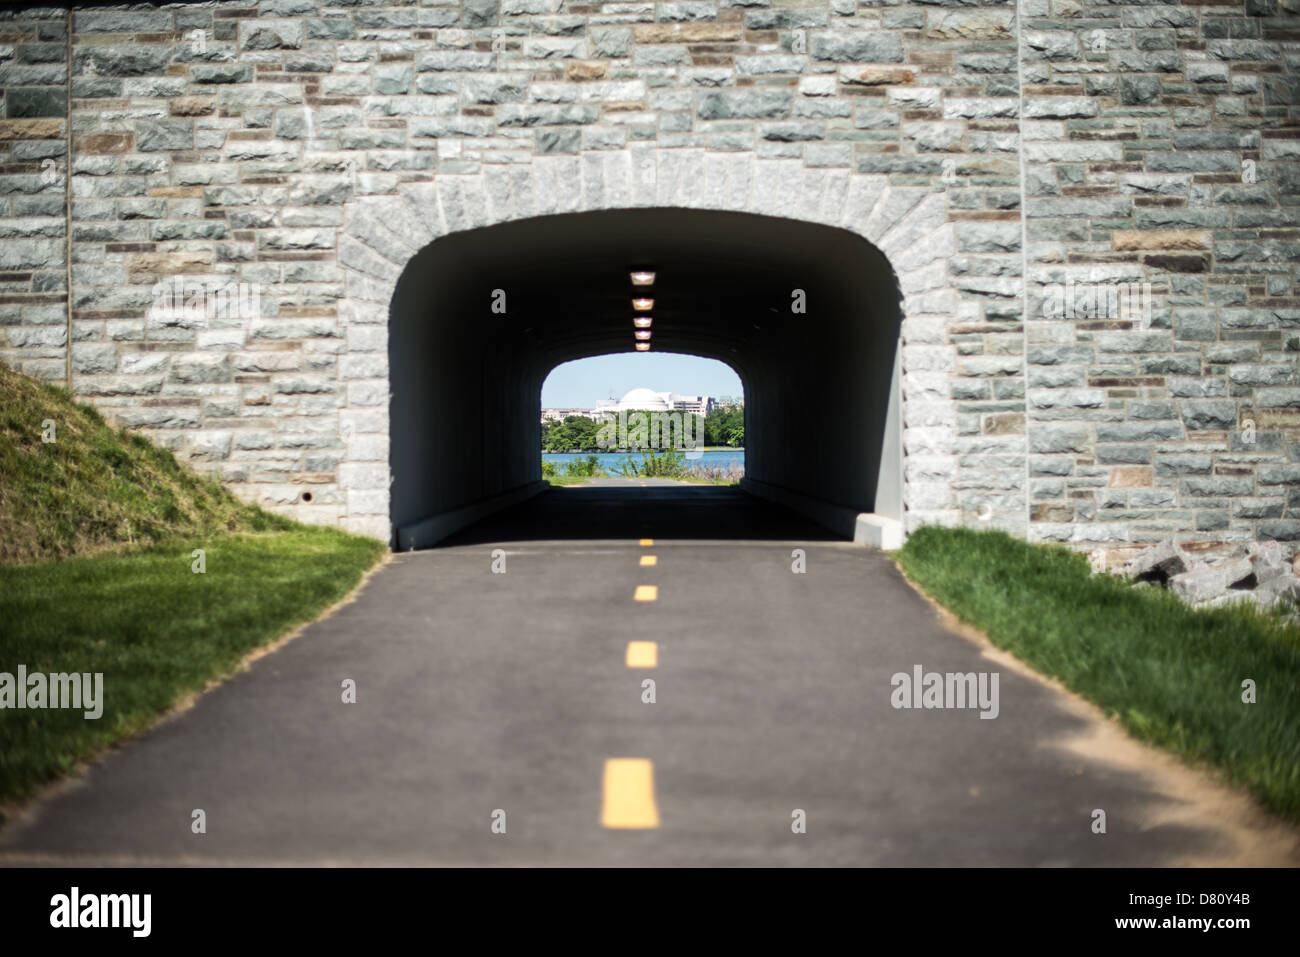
[[388, 208, 903, 549]]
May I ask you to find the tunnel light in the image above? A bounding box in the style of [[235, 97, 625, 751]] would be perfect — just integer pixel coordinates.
[[635, 342, 651, 351], [633, 316, 652, 329], [632, 298, 654, 312], [630, 270, 656, 286], [634, 330, 651, 341]]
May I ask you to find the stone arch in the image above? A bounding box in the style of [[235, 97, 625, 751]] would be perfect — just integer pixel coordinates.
[[335, 147, 959, 544]]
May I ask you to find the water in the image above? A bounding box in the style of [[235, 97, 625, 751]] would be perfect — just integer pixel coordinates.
[[543, 449, 745, 474]]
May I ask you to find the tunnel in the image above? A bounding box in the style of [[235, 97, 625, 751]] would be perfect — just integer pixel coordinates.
[[387, 208, 904, 549]]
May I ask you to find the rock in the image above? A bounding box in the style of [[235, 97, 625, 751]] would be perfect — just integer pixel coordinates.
[[697, 90, 792, 120], [810, 33, 905, 63], [1253, 575, 1300, 609], [135, 120, 194, 153], [1170, 557, 1254, 604], [170, 354, 231, 385], [925, 11, 1014, 42], [1121, 75, 1161, 106], [1181, 540, 1247, 562], [1180, 400, 1237, 431], [1248, 541, 1291, 585], [840, 66, 915, 86], [75, 46, 171, 78], [1123, 540, 1188, 584]]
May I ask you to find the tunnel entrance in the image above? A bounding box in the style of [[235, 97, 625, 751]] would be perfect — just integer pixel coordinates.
[[388, 208, 903, 549]]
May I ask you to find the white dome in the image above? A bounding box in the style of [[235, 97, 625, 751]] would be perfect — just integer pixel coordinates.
[[618, 388, 670, 411]]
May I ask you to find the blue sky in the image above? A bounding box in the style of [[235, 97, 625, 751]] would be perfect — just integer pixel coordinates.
[[541, 353, 744, 408]]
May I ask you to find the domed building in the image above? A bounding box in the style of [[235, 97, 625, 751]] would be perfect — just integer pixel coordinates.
[[616, 388, 671, 412], [590, 388, 716, 417]]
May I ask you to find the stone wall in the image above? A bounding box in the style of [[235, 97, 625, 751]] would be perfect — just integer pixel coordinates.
[[1021, 0, 1300, 549], [0, 0, 1296, 547]]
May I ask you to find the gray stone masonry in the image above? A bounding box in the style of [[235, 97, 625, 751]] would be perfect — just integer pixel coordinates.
[[0, 0, 1297, 546]]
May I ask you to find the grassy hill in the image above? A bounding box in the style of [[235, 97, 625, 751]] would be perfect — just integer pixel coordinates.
[[0, 360, 289, 564], [0, 361, 386, 814]]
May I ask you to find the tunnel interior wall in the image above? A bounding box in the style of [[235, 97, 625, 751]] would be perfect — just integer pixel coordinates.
[[389, 240, 541, 534], [739, 237, 902, 519]]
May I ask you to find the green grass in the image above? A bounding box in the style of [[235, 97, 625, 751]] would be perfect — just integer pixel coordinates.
[[0, 361, 388, 815], [896, 525, 1300, 823], [615, 449, 690, 478], [0, 528, 386, 814], [0, 360, 290, 564]]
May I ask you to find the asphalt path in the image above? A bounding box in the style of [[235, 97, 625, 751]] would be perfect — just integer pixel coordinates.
[[3, 482, 1295, 865]]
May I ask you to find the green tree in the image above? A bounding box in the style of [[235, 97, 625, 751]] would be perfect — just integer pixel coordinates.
[[541, 415, 602, 452], [703, 404, 744, 447]]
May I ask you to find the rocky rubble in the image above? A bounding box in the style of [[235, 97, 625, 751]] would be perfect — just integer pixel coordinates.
[[1104, 540, 1300, 613]]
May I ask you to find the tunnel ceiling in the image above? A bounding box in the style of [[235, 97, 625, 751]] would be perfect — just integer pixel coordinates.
[[399, 207, 901, 384]]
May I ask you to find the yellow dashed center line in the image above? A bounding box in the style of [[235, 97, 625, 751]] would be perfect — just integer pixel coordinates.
[[601, 759, 660, 829], [609, 541, 662, 830], [625, 641, 658, 668]]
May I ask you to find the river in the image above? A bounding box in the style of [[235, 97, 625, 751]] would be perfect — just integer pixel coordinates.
[[542, 449, 745, 474]]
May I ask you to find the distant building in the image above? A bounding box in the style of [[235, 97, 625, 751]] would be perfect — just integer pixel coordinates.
[[590, 388, 716, 417], [544, 389, 718, 424], [540, 407, 599, 424], [668, 394, 716, 416]]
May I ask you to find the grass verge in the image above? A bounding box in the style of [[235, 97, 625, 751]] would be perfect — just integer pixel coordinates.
[[0, 361, 290, 564], [545, 476, 739, 487], [0, 527, 386, 817], [675, 474, 741, 486], [896, 525, 1300, 824]]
